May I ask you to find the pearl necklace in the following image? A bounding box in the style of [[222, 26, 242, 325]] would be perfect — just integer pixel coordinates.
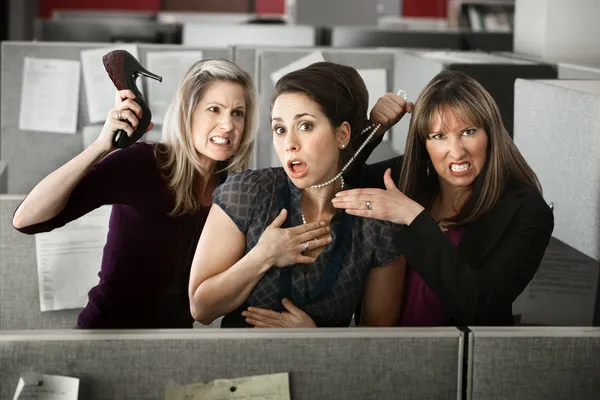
[[309, 123, 382, 189]]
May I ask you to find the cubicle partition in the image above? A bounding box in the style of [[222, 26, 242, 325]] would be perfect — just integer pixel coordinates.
[[254, 48, 401, 169], [182, 23, 318, 47], [33, 19, 181, 44], [0, 41, 232, 195], [390, 50, 557, 154], [467, 327, 600, 400], [514, 79, 600, 263], [0, 162, 6, 194], [495, 52, 600, 79], [0, 195, 81, 329], [0, 328, 465, 400], [329, 27, 463, 49]]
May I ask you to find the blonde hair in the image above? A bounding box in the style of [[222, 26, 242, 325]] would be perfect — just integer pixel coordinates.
[[155, 59, 258, 216], [399, 69, 542, 226]]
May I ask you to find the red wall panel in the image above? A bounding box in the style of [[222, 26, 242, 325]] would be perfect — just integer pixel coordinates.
[[255, 0, 285, 14], [403, 0, 448, 18]]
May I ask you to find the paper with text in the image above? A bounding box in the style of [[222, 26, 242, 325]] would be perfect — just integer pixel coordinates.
[[19, 57, 80, 134], [512, 238, 600, 325], [35, 205, 111, 311], [165, 372, 290, 400], [13, 373, 79, 400], [146, 51, 204, 125], [357, 68, 389, 142], [270, 51, 326, 85], [80, 44, 140, 123]]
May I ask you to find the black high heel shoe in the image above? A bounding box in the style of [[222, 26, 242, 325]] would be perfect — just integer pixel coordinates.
[[102, 50, 162, 149]]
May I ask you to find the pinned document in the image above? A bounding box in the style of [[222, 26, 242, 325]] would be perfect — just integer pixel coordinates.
[[80, 44, 140, 124], [13, 373, 79, 400], [35, 205, 111, 311], [165, 372, 291, 400], [270, 51, 326, 85], [18, 57, 81, 134], [146, 51, 204, 124], [357, 68, 389, 141]]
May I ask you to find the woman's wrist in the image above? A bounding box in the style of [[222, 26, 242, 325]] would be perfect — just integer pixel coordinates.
[[403, 203, 425, 226]]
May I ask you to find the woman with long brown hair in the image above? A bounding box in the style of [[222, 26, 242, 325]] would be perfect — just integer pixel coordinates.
[[333, 69, 554, 326]]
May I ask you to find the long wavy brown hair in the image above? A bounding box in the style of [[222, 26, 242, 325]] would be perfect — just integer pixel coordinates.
[[398, 69, 542, 226]]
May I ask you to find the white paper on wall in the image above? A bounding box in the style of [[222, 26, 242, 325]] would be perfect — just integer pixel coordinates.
[[18, 57, 81, 134]]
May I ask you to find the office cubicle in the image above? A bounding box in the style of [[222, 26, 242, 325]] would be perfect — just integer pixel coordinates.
[[329, 26, 463, 49], [253, 47, 400, 169], [512, 79, 600, 327], [0, 328, 465, 400], [389, 50, 557, 154], [467, 327, 600, 400], [33, 19, 181, 44], [514, 79, 600, 262], [495, 52, 600, 79], [0, 41, 231, 195], [182, 23, 318, 47]]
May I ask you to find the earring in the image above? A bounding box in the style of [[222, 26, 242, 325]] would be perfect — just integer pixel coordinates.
[[426, 161, 431, 177], [340, 144, 346, 149]]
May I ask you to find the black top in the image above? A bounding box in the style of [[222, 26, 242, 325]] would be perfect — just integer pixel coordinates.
[[349, 155, 555, 326]]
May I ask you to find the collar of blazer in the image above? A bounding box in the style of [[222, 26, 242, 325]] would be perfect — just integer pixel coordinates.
[[457, 185, 527, 269]]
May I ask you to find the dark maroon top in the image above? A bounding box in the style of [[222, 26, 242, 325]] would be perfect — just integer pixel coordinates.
[[14, 143, 208, 329], [398, 226, 465, 326]]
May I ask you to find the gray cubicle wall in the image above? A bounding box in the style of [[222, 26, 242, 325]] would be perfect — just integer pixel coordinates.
[[514, 80, 600, 262], [390, 51, 557, 154], [329, 27, 463, 49], [0, 162, 6, 194], [182, 23, 317, 47], [255, 48, 401, 169], [495, 52, 600, 79], [0, 328, 464, 400], [0, 42, 232, 194], [467, 327, 600, 400], [0, 196, 81, 329]]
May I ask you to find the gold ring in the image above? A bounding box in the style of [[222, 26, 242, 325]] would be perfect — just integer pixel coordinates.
[[116, 110, 123, 120]]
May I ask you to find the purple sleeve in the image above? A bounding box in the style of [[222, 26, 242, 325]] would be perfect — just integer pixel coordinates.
[[14, 143, 158, 235]]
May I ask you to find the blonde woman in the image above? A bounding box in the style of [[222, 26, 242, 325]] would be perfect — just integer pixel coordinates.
[[333, 69, 554, 326], [12, 59, 260, 328]]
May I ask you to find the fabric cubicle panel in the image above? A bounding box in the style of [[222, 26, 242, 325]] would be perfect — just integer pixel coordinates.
[[0, 328, 464, 400], [256, 48, 399, 169], [0, 41, 232, 195], [182, 24, 317, 47], [0, 196, 81, 329], [390, 51, 558, 154], [467, 327, 600, 400], [0, 162, 7, 194], [514, 79, 600, 262]]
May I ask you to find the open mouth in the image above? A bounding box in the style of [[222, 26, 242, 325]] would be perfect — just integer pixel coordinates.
[[449, 162, 471, 176], [288, 160, 308, 177], [210, 136, 232, 145]]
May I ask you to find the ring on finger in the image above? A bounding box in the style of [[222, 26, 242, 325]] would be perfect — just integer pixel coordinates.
[[365, 200, 373, 211], [303, 241, 310, 251], [115, 110, 123, 120]]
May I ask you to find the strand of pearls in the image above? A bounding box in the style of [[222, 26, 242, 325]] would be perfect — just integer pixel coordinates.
[[309, 123, 382, 189]]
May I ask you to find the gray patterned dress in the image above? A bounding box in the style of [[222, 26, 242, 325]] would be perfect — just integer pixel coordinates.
[[213, 168, 403, 327]]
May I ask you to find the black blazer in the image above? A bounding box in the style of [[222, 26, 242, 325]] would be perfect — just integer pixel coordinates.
[[347, 156, 555, 326]]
